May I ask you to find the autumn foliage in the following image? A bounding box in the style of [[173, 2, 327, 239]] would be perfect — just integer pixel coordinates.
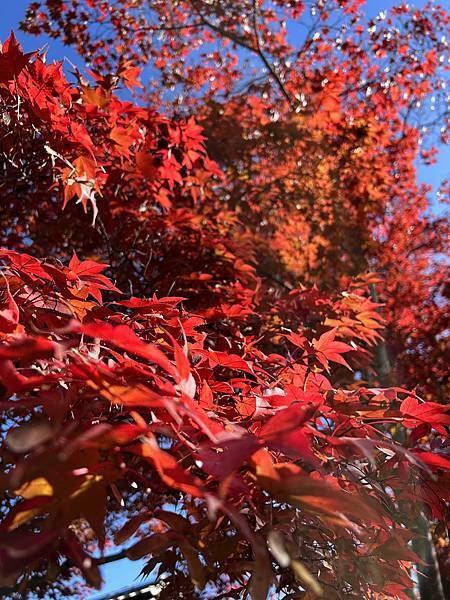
[[0, 0, 449, 598]]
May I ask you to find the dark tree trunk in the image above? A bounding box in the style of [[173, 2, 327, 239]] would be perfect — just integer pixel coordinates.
[[369, 284, 445, 600], [412, 514, 446, 600]]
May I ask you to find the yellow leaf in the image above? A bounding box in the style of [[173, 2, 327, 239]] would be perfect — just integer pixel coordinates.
[[9, 506, 46, 530], [69, 474, 103, 500], [16, 477, 53, 499], [291, 560, 323, 597]]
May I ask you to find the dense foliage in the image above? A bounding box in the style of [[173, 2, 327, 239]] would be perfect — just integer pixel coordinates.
[[0, 0, 448, 598]]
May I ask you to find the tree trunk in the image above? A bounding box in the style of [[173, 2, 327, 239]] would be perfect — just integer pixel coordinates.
[[412, 514, 445, 600], [369, 284, 445, 600]]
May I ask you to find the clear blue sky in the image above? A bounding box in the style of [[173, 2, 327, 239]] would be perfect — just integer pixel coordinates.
[[0, 1, 447, 597]]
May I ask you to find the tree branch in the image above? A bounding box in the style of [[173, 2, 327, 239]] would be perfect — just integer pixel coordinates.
[[97, 549, 128, 565], [251, 0, 296, 108], [190, 0, 296, 108]]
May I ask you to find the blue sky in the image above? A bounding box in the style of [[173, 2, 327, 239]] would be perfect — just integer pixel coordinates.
[[0, 0, 448, 597]]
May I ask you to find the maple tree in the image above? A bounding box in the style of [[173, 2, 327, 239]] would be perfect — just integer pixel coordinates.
[[0, 0, 447, 598], [23, 0, 450, 402]]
